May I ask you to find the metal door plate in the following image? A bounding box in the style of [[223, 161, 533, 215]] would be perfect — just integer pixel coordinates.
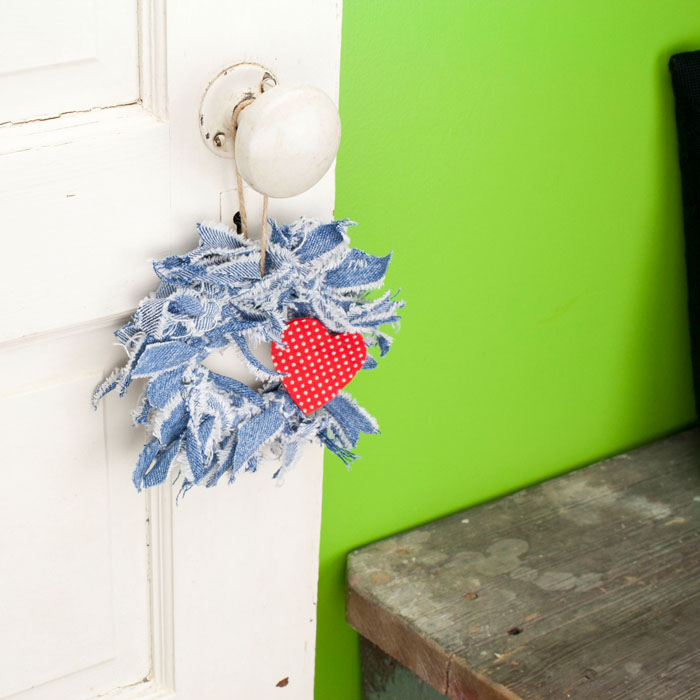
[[199, 62, 276, 158]]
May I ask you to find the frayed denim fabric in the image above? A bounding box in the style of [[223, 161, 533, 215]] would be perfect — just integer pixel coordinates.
[[93, 218, 403, 493]]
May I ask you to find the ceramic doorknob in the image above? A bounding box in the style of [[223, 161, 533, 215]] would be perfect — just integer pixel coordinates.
[[235, 84, 341, 198]]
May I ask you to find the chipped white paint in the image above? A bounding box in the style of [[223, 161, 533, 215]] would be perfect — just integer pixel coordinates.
[[533, 571, 603, 592], [416, 551, 450, 567], [510, 566, 602, 592], [625, 662, 642, 677], [0, 2, 342, 699], [545, 478, 673, 524], [373, 538, 400, 553], [625, 496, 672, 520], [571, 572, 603, 592], [398, 530, 433, 547], [471, 539, 528, 575], [510, 566, 539, 583]]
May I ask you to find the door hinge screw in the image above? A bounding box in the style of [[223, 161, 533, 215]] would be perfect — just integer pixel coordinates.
[[261, 72, 277, 92]]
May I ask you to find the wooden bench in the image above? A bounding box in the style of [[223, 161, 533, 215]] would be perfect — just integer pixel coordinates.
[[346, 430, 700, 699]]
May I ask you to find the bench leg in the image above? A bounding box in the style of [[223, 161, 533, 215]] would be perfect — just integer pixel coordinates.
[[360, 636, 448, 700]]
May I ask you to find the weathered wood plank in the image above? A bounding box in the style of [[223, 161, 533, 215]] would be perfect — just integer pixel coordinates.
[[347, 429, 700, 699]]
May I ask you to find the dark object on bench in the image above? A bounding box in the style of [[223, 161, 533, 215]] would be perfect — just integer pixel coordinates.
[[670, 50, 700, 415], [347, 430, 700, 699]]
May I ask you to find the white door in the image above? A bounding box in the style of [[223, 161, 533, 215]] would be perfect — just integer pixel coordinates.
[[0, 2, 342, 699]]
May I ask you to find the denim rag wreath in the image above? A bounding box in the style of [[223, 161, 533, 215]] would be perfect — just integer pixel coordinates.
[[93, 217, 403, 493]]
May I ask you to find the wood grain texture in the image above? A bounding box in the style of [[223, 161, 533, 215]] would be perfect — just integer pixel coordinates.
[[347, 430, 700, 699]]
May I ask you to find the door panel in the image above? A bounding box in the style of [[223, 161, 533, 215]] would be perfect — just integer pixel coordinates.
[[0, 0, 140, 124], [0, 0, 169, 343], [0, 109, 170, 342], [0, 325, 150, 700]]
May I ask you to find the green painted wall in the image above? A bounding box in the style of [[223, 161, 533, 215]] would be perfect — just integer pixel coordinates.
[[316, 3, 699, 699]]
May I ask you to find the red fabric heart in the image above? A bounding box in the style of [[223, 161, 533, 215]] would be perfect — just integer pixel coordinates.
[[271, 318, 366, 414]]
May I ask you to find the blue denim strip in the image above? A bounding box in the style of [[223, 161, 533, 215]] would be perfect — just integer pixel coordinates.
[[143, 435, 183, 488], [132, 341, 204, 377], [233, 404, 285, 474], [325, 248, 392, 291], [323, 394, 379, 446], [94, 218, 403, 493], [132, 438, 161, 489], [147, 367, 185, 409]]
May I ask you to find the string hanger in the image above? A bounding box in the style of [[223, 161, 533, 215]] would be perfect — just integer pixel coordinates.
[[232, 97, 268, 277]]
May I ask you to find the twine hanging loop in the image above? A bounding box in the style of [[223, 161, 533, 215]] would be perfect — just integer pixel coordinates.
[[232, 97, 268, 276]]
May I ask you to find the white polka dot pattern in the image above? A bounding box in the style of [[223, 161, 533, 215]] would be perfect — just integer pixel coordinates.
[[271, 318, 367, 415]]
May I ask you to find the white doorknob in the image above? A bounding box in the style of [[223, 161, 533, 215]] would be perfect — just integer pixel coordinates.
[[235, 84, 341, 198]]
